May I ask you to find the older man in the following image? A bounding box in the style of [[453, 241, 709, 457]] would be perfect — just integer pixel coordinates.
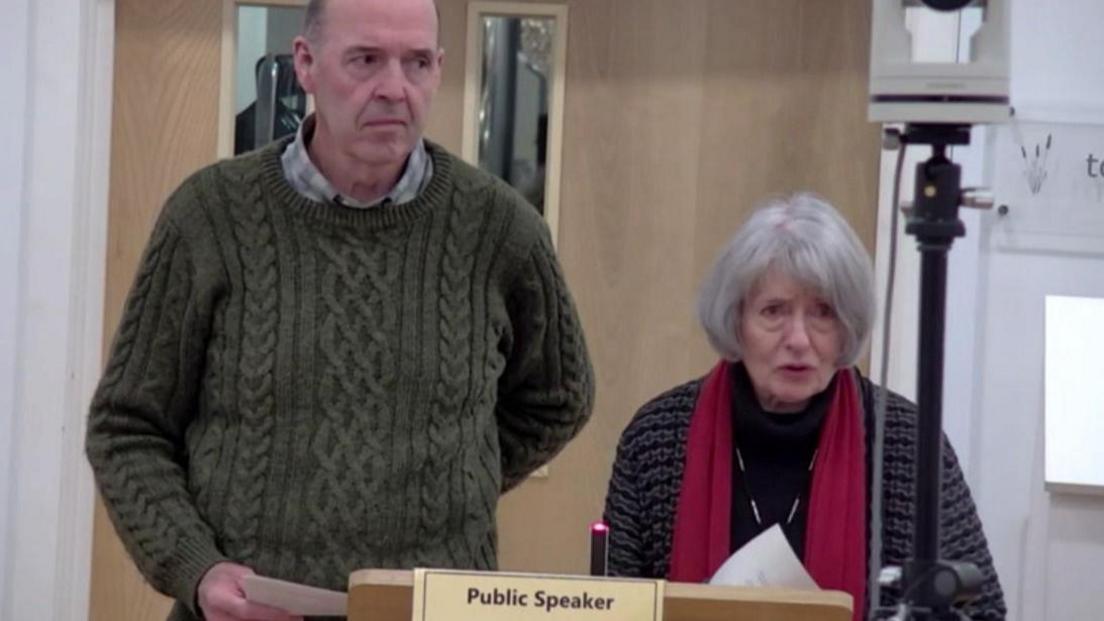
[[85, 0, 595, 619]]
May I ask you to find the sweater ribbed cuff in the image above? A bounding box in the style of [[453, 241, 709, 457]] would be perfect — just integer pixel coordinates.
[[169, 538, 229, 617]]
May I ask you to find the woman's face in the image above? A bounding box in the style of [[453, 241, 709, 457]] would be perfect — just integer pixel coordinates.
[[739, 268, 844, 413]]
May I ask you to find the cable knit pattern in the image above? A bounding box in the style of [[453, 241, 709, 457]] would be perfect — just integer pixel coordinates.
[[188, 302, 226, 516], [423, 194, 483, 565], [223, 168, 279, 564], [99, 223, 172, 389], [86, 138, 594, 621], [111, 229, 190, 571], [603, 376, 1005, 620], [303, 228, 398, 586], [88, 216, 229, 613]]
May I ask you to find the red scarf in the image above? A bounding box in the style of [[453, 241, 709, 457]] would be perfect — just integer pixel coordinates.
[[668, 361, 867, 621]]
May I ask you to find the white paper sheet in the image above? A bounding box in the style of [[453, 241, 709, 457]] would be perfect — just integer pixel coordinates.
[[708, 524, 819, 589], [242, 574, 348, 617]]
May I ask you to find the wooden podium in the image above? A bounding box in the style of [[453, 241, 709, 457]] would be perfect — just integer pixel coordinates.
[[347, 569, 853, 621]]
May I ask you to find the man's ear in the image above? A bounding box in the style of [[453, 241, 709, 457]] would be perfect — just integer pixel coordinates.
[[292, 36, 317, 94], [430, 48, 445, 90]]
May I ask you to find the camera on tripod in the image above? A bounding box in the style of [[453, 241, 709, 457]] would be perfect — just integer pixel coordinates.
[[869, 0, 1009, 126], [866, 2, 1010, 619]]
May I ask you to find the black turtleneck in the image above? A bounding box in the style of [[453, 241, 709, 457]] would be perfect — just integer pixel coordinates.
[[730, 363, 833, 560]]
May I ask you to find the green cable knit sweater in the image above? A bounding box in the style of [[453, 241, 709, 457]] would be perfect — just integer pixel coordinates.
[[85, 139, 595, 619]]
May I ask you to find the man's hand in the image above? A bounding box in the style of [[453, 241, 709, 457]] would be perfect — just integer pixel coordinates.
[[197, 562, 304, 621]]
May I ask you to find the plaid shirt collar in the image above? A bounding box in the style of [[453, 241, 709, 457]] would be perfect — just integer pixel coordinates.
[[280, 114, 433, 208]]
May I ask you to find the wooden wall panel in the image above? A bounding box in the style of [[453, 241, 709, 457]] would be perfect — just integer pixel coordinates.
[[491, 0, 710, 572], [690, 0, 879, 285], [489, 0, 880, 574], [91, 1, 223, 619]]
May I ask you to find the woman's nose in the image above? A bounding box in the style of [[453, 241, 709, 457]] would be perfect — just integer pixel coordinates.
[[782, 315, 812, 350]]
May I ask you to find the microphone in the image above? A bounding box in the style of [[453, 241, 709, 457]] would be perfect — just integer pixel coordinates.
[[589, 521, 609, 577]]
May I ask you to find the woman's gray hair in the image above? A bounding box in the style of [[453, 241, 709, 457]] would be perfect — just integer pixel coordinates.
[[697, 193, 876, 366]]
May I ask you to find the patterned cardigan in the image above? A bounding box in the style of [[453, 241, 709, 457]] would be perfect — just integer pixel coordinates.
[[602, 374, 1006, 620]]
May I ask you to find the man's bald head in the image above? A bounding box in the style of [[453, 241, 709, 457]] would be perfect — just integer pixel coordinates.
[[303, 0, 440, 46]]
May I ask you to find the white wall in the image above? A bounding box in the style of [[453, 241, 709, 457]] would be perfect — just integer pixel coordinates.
[[1010, 0, 1104, 112], [0, 0, 113, 619], [873, 1, 1104, 619], [975, 250, 1104, 620], [974, 1, 1104, 618], [0, 0, 31, 610]]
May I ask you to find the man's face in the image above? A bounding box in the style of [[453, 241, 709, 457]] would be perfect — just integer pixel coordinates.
[[293, 0, 443, 166]]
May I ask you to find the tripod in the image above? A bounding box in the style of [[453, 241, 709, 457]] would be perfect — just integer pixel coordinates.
[[876, 124, 986, 621]]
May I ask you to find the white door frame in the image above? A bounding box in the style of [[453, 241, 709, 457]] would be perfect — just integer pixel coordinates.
[[1, 0, 115, 619]]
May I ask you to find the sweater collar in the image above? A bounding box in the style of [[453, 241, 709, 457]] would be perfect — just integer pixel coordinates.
[[257, 136, 455, 231], [280, 115, 434, 209]]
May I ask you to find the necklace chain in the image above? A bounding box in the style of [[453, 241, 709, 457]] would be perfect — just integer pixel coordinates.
[[734, 445, 818, 527]]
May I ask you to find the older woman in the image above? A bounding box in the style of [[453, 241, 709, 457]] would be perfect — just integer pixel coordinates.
[[603, 194, 1004, 620]]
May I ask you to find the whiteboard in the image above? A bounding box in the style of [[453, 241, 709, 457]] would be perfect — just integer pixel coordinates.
[[1045, 295, 1104, 494]]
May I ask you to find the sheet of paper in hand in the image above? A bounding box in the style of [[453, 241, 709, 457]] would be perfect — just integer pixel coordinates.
[[708, 524, 819, 590], [243, 574, 348, 617]]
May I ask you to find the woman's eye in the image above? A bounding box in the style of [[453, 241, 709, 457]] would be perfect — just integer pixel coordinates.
[[813, 303, 834, 318]]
